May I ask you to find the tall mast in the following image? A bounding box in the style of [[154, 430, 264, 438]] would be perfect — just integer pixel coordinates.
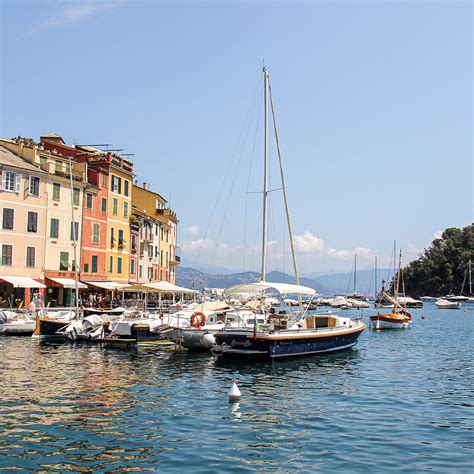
[[68, 156, 80, 319], [260, 66, 269, 281], [392, 241, 397, 298], [395, 248, 402, 302], [354, 253, 357, 294], [469, 259, 472, 295], [268, 77, 300, 289]]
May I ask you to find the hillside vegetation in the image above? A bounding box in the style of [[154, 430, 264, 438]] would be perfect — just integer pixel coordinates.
[[403, 224, 474, 297]]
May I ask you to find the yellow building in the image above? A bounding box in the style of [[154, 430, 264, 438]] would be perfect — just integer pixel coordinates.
[[75, 148, 134, 283], [132, 182, 179, 283]]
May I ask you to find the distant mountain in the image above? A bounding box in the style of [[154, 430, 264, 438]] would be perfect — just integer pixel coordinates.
[[313, 268, 391, 295], [176, 267, 331, 294], [179, 261, 237, 275]]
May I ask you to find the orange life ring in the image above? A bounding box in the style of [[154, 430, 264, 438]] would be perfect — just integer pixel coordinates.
[[190, 311, 206, 329]]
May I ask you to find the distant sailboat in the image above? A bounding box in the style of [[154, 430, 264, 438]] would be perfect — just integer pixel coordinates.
[[370, 247, 412, 330]]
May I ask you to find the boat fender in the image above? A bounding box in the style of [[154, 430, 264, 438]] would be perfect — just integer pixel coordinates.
[[191, 312, 206, 329]]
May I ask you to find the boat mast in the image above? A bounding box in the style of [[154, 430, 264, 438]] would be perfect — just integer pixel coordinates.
[[392, 241, 397, 298], [354, 253, 357, 294], [260, 66, 269, 281], [395, 248, 402, 304], [68, 156, 80, 319], [268, 76, 300, 289], [469, 259, 472, 295]]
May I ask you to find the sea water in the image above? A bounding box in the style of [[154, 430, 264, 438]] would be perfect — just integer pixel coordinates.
[[0, 303, 472, 472]]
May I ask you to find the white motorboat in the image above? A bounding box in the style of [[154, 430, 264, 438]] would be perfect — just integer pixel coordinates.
[[0, 310, 36, 336], [435, 299, 461, 309]]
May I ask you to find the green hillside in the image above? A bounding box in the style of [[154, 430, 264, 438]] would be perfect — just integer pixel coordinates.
[[403, 224, 474, 297]]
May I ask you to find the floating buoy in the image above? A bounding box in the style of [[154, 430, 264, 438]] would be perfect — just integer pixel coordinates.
[[228, 379, 241, 401], [421, 316, 426, 319], [200, 332, 216, 348]]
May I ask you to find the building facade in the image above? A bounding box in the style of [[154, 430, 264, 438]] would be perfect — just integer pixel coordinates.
[[0, 145, 48, 305]]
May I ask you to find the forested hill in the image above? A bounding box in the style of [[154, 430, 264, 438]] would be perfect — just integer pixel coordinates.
[[403, 225, 474, 297]]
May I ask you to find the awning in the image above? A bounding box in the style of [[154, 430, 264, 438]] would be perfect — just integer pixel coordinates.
[[0, 276, 46, 288], [144, 281, 198, 293], [84, 281, 131, 290], [224, 281, 315, 298], [46, 277, 87, 289]]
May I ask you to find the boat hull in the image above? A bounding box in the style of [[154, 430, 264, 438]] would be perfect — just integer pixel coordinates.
[[213, 325, 365, 359], [32, 318, 70, 338], [370, 316, 409, 330], [0, 321, 35, 336]]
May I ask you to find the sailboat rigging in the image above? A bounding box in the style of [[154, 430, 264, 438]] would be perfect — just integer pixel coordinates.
[[212, 67, 366, 359]]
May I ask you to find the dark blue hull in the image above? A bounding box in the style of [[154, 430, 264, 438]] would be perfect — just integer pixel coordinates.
[[214, 327, 365, 359]]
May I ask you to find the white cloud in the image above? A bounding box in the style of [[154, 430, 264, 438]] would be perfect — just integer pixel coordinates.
[[38, 1, 121, 30], [294, 231, 325, 253], [433, 230, 443, 240], [183, 225, 200, 236], [180, 238, 213, 252]]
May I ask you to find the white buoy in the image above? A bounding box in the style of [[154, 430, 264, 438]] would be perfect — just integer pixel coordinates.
[[228, 379, 241, 401], [200, 332, 216, 348]]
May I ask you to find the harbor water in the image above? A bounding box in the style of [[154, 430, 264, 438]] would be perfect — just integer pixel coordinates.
[[1, 304, 472, 472]]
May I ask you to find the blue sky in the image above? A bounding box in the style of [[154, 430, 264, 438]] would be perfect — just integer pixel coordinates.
[[1, 0, 472, 273]]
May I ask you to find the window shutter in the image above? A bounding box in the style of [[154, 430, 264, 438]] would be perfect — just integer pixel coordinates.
[[15, 174, 21, 193]]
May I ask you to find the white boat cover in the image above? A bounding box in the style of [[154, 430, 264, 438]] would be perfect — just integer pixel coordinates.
[[0, 276, 46, 288], [47, 277, 87, 289], [84, 281, 131, 290], [192, 301, 231, 312], [224, 282, 315, 297], [143, 281, 198, 293]]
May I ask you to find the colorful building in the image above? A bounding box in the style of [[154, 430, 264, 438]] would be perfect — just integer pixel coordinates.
[[132, 182, 179, 283], [0, 145, 48, 306]]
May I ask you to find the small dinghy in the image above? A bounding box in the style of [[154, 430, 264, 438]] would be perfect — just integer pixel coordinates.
[[435, 299, 461, 309]]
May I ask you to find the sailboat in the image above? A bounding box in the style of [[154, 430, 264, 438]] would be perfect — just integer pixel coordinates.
[[212, 67, 366, 359], [370, 248, 412, 330], [445, 259, 473, 302]]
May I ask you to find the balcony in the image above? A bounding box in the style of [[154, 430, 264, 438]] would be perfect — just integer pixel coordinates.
[[118, 239, 126, 250]]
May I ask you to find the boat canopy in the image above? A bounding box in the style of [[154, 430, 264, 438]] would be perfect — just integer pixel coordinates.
[[84, 281, 131, 290], [0, 276, 46, 288], [192, 301, 231, 312], [224, 281, 315, 297], [46, 277, 87, 289], [143, 281, 198, 293]]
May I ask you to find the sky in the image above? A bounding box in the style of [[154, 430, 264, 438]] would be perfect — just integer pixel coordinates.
[[1, 0, 472, 274]]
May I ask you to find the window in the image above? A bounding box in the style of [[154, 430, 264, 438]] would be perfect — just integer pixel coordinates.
[[29, 176, 40, 196], [86, 192, 93, 209], [130, 259, 135, 275], [131, 234, 137, 251], [113, 198, 118, 215], [111, 227, 115, 246], [123, 201, 129, 218], [73, 188, 80, 206], [109, 256, 113, 273], [1, 245, 13, 266], [124, 180, 129, 197], [84, 263, 89, 273], [55, 160, 62, 173], [118, 229, 124, 247], [91, 255, 98, 273], [166, 230, 169, 243], [50, 218, 59, 238], [166, 251, 169, 266], [139, 265, 142, 278], [102, 174, 107, 187], [112, 175, 121, 194], [161, 250, 163, 267], [101, 197, 107, 213], [26, 247, 35, 267], [27, 211, 38, 233], [52, 183, 61, 201], [60, 252, 69, 271], [2, 172, 20, 193], [148, 245, 153, 258], [2, 208, 14, 230], [148, 268, 153, 280], [70, 221, 79, 240], [92, 223, 100, 244], [117, 257, 122, 274]]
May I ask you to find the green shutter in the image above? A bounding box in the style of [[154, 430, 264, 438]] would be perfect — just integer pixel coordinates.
[[91, 255, 98, 273]]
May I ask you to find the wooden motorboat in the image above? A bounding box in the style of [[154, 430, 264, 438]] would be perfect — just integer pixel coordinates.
[[370, 310, 412, 330]]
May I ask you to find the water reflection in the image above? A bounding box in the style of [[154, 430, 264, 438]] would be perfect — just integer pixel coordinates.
[[1, 306, 473, 471]]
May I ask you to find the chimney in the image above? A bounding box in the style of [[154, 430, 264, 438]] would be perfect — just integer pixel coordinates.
[[143, 182, 148, 190], [134, 180, 138, 186]]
